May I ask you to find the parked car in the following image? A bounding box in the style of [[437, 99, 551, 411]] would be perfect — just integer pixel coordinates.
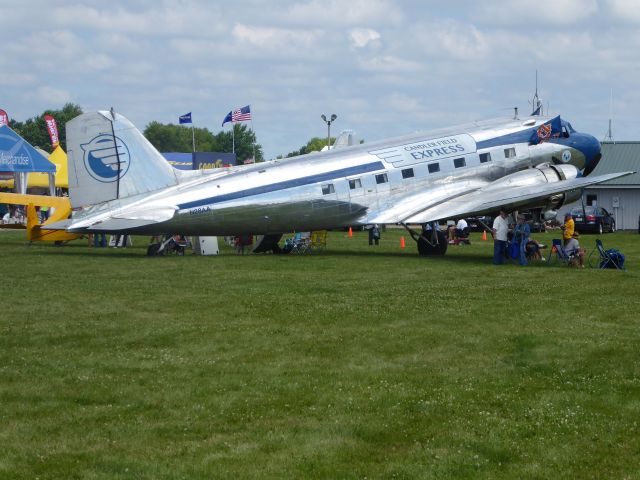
[[570, 206, 616, 234]]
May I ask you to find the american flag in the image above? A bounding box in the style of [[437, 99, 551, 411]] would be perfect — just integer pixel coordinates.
[[231, 105, 251, 122], [221, 105, 252, 126]]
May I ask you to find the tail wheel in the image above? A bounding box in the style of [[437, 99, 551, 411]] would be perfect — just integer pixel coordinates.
[[417, 230, 448, 256]]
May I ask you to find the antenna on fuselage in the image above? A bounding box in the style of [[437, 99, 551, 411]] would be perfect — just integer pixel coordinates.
[[604, 88, 615, 143], [513, 107, 518, 119], [530, 70, 543, 116]]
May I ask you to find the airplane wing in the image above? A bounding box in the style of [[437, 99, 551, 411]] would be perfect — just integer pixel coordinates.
[[402, 171, 633, 224], [0, 192, 71, 209], [35, 204, 177, 231]]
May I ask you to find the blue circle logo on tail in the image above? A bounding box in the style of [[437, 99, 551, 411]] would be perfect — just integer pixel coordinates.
[[81, 135, 131, 182]]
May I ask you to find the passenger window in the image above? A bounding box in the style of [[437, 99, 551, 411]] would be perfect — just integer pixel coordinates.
[[401, 168, 414, 179], [504, 147, 516, 159], [479, 152, 491, 163], [321, 184, 335, 195], [349, 178, 362, 189], [428, 163, 440, 174], [375, 173, 388, 184], [453, 157, 466, 168]]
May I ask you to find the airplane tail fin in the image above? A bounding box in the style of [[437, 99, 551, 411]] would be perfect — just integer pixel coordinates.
[[66, 110, 180, 208]]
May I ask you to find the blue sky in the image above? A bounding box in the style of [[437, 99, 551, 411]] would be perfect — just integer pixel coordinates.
[[1, 0, 639, 159]]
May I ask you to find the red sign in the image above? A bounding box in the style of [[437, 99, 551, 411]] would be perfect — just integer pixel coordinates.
[[0, 109, 8, 127], [44, 114, 60, 147]]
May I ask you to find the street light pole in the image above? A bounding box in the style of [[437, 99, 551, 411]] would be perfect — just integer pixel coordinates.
[[321, 114, 337, 150]]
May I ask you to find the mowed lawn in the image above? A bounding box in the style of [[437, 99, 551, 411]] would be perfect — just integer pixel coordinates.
[[1, 228, 639, 479]]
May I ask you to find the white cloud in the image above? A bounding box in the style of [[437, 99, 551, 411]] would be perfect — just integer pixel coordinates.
[[476, 0, 598, 26], [286, 0, 402, 26], [232, 23, 323, 53], [605, 0, 640, 23], [37, 86, 72, 104], [412, 20, 488, 60], [349, 28, 381, 48]]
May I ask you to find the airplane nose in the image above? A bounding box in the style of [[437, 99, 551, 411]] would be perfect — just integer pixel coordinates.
[[580, 134, 602, 176]]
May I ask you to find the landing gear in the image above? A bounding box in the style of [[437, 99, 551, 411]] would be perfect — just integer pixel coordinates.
[[417, 230, 448, 255], [402, 222, 448, 256]]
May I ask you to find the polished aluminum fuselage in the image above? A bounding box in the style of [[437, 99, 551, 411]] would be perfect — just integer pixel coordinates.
[[72, 116, 587, 235]]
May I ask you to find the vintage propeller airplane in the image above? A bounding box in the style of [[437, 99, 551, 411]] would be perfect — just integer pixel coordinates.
[[44, 109, 630, 255]]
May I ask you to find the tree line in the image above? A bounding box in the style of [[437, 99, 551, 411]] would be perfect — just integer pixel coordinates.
[[7, 103, 263, 162]]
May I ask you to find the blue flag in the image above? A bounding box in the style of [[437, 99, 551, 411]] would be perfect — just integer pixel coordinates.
[[530, 115, 562, 144], [179, 112, 192, 124], [221, 111, 232, 126]]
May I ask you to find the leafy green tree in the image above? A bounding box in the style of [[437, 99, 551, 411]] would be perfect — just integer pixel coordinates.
[[143, 122, 211, 152], [214, 124, 263, 163], [285, 136, 334, 158], [144, 122, 263, 163], [10, 103, 83, 153]]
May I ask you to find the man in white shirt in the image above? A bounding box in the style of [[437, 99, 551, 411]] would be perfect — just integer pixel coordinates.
[[492, 209, 509, 264]]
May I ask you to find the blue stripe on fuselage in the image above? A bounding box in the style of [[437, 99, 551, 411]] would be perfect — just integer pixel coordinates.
[[177, 161, 385, 210], [476, 127, 536, 150]]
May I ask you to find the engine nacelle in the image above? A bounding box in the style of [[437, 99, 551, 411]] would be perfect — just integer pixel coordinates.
[[483, 163, 581, 215], [484, 163, 579, 191]]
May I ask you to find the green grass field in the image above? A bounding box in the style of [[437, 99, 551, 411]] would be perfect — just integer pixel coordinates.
[[1, 229, 639, 479]]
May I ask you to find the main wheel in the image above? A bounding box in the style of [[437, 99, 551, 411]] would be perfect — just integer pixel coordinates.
[[417, 230, 448, 256], [147, 243, 161, 256]]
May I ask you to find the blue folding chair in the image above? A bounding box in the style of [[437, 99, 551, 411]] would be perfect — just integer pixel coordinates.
[[588, 239, 626, 270]]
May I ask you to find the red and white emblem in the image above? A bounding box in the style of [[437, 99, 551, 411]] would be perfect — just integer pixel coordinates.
[[536, 123, 552, 141]]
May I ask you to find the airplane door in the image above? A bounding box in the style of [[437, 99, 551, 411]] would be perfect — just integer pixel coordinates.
[[333, 179, 353, 219]]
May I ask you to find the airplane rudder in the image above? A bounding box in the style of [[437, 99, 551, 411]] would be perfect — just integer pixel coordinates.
[[66, 111, 178, 208]]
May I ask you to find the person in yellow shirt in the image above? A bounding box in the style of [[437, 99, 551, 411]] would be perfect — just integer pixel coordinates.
[[562, 212, 575, 245]]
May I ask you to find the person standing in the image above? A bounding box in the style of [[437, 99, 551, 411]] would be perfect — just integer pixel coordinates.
[[368, 224, 381, 246], [492, 209, 509, 265], [561, 212, 574, 246], [512, 214, 531, 266]]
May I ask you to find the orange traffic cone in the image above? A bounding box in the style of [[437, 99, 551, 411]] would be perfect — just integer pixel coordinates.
[[348, 227, 353, 238], [400, 236, 406, 249], [482, 230, 487, 241]]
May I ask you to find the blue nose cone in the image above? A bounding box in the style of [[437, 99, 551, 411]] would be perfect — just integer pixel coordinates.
[[578, 133, 602, 176]]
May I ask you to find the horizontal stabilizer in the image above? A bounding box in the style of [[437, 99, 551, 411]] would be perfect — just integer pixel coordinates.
[[65, 205, 177, 232]]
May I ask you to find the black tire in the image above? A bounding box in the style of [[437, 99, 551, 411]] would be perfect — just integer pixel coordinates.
[[147, 243, 161, 256], [597, 222, 603, 235], [417, 230, 448, 256], [610, 222, 616, 233]]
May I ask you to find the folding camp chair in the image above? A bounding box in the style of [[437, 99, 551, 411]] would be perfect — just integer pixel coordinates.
[[308, 230, 327, 253], [546, 238, 575, 266], [588, 239, 625, 270], [290, 232, 310, 254]]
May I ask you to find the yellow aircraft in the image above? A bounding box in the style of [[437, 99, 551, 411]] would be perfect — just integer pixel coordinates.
[[0, 145, 69, 189], [0, 192, 81, 242]]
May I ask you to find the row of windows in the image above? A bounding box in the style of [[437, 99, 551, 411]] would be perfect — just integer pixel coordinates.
[[321, 149, 516, 195]]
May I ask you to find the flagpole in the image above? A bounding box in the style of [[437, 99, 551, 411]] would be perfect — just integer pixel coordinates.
[[250, 107, 256, 163], [232, 123, 235, 155], [191, 124, 195, 152]]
